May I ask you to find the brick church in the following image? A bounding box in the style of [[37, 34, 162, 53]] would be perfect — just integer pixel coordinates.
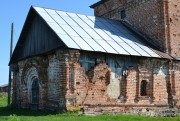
[[10, 0, 180, 115]]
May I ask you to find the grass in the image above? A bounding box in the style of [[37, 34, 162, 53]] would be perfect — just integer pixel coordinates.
[[1, 93, 180, 121], [0, 93, 8, 107]]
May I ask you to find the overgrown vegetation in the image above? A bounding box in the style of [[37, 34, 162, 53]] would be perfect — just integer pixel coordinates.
[[1, 93, 180, 121]]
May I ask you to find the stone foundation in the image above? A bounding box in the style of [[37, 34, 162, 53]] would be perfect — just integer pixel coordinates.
[[82, 105, 179, 117]]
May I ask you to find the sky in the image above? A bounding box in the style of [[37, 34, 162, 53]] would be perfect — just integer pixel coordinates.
[[0, 0, 98, 85]]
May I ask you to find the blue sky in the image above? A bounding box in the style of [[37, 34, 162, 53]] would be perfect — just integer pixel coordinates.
[[0, 0, 98, 85]]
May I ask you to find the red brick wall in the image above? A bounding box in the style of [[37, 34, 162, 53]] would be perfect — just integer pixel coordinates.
[[168, 0, 180, 57], [169, 62, 180, 108], [12, 49, 174, 113], [67, 55, 170, 107], [173, 70, 180, 107], [73, 63, 111, 105], [126, 68, 138, 104], [153, 70, 168, 105]]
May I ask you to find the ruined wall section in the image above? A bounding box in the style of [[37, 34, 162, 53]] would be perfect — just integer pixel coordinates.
[[66, 51, 170, 110], [137, 64, 153, 105], [77, 63, 111, 105], [126, 68, 138, 104], [80, 58, 170, 114], [63, 51, 112, 106], [93, 0, 166, 51], [125, 59, 169, 106], [12, 48, 171, 112], [152, 60, 169, 105]]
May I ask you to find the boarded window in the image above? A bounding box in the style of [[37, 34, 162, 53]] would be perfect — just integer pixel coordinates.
[[140, 80, 147, 96]]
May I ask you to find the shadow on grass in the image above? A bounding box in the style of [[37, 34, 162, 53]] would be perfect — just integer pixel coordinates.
[[0, 106, 56, 116]]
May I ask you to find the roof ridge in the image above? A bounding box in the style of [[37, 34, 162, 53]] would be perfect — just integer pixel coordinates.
[[32, 6, 95, 18], [33, 6, 124, 22]]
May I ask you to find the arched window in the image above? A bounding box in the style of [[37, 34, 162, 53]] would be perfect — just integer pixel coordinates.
[[140, 80, 147, 96]]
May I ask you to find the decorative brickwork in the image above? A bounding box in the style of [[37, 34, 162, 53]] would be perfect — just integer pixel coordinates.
[[13, 57, 48, 110]]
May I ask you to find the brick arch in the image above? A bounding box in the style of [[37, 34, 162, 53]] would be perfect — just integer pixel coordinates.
[[24, 66, 40, 105], [21, 59, 40, 86], [21, 57, 48, 86], [21, 57, 48, 109]]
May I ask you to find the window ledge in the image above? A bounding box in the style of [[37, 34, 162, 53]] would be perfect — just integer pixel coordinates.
[[138, 96, 151, 100]]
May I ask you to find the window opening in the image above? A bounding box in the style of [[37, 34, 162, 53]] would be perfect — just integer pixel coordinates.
[[120, 10, 126, 19], [141, 80, 147, 96]]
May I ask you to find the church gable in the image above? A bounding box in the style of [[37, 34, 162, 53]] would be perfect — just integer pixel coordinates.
[[20, 14, 64, 57], [10, 7, 65, 64]]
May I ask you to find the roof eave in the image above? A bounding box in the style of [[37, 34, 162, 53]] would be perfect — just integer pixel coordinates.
[[90, 0, 108, 8]]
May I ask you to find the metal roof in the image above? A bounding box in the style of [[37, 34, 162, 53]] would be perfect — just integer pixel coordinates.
[[0, 84, 8, 88], [33, 6, 162, 58]]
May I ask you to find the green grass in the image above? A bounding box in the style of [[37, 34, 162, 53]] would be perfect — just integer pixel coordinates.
[[0, 93, 8, 107], [1, 93, 180, 121]]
